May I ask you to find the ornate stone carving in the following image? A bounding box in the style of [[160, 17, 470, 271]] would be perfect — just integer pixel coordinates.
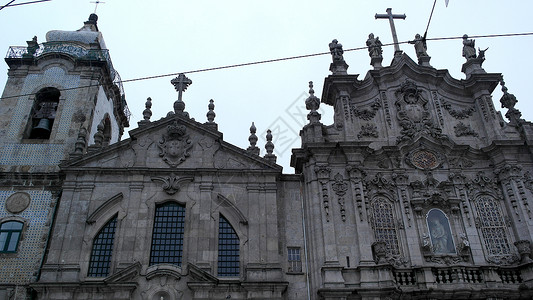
[[151, 174, 193, 195], [372, 241, 388, 264], [357, 123, 378, 139], [395, 80, 446, 143], [365, 173, 396, 196], [406, 149, 442, 170], [486, 254, 520, 266], [5, 192, 31, 214], [454, 122, 479, 137], [410, 173, 459, 210], [315, 165, 331, 221], [381, 91, 392, 128], [442, 101, 475, 119], [514, 240, 532, 263], [425, 255, 464, 265], [332, 173, 348, 221], [158, 121, 193, 167], [352, 99, 381, 121], [347, 165, 365, 220], [449, 156, 474, 169]]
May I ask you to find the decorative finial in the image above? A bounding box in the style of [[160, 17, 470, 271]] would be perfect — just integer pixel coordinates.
[[143, 97, 152, 121], [500, 76, 522, 125], [74, 127, 87, 154], [264, 129, 276, 163], [93, 120, 104, 147], [247, 122, 260, 155], [170, 73, 192, 118], [206, 99, 216, 123], [305, 81, 321, 124], [328, 39, 349, 75]]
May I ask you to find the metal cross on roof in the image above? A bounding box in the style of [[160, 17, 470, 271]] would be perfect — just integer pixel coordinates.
[[171, 73, 193, 102], [90, 0, 105, 14], [375, 8, 406, 53]]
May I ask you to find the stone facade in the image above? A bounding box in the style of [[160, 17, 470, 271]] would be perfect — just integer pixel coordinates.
[[1, 15, 533, 300], [0, 14, 128, 299]]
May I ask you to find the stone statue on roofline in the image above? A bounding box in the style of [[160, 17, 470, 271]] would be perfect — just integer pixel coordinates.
[[462, 34, 476, 60], [366, 33, 383, 59], [461, 34, 487, 77], [366, 33, 383, 69], [329, 39, 345, 62], [329, 39, 349, 75], [409, 33, 428, 59]]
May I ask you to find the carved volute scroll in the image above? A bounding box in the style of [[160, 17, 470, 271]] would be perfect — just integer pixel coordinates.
[[314, 165, 331, 222], [332, 173, 348, 221]]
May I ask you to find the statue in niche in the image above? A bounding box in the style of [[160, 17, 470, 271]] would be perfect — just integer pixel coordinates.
[[427, 209, 456, 254], [366, 33, 383, 58], [462, 34, 477, 60], [409, 33, 428, 59]]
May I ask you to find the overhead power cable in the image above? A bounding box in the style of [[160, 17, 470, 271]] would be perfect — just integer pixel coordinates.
[[1, 31, 533, 100], [0, 0, 16, 11], [0, 0, 51, 9]]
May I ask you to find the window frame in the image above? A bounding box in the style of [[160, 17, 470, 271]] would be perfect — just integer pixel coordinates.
[[149, 202, 186, 267], [369, 196, 401, 256], [287, 247, 303, 274], [217, 214, 240, 277], [0, 220, 24, 253], [87, 215, 118, 277]]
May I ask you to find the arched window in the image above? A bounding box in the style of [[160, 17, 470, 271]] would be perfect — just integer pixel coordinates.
[[88, 215, 117, 277], [370, 197, 400, 255], [149, 202, 185, 266], [218, 215, 239, 277], [0, 221, 24, 253], [474, 196, 511, 256], [26, 87, 60, 139]]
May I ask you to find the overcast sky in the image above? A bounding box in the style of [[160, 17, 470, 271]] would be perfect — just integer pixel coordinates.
[[1, 0, 532, 172]]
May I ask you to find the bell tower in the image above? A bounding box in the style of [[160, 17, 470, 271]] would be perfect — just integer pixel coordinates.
[[0, 14, 128, 299]]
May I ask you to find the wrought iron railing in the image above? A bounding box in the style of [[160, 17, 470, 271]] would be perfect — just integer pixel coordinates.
[[6, 42, 129, 122]]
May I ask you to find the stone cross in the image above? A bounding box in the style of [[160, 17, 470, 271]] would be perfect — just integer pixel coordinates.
[[90, 0, 105, 14], [171, 73, 192, 102], [375, 8, 406, 53]]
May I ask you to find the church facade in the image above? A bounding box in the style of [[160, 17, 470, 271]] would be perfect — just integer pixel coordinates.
[[1, 14, 533, 300]]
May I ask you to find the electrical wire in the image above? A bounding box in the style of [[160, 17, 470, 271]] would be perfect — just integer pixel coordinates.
[[1, 31, 533, 100], [0, 0, 16, 11], [0, 0, 50, 9]]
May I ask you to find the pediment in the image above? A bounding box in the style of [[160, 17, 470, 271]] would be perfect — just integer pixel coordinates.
[[62, 115, 282, 172]]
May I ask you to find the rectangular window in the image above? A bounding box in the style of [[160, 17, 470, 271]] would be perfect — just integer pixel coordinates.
[[287, 247, 302, 273]]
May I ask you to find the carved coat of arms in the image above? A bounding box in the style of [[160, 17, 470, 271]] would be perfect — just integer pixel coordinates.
[[158, 121, 193, 167]]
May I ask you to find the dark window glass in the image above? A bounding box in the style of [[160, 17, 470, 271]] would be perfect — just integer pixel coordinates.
[[150, 202, 185, 266], [0, 221, 24, 253], [88, 216, 117, 277], [218, 215, 239, 277]]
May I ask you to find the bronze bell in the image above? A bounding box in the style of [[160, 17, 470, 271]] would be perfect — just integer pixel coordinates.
[[30, 118, 51, 139]]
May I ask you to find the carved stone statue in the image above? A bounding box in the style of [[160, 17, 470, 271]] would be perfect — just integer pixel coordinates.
[[366, 33, 383, 58], [409, 33, 428, 59], [462, 34, 476, 60], [329, 39, 344, 62]]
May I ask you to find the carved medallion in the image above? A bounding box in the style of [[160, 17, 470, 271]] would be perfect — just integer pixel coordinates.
[[5, 192, 31, 214], [158, 121, 193, 167], [408, 149, 440, 170]]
